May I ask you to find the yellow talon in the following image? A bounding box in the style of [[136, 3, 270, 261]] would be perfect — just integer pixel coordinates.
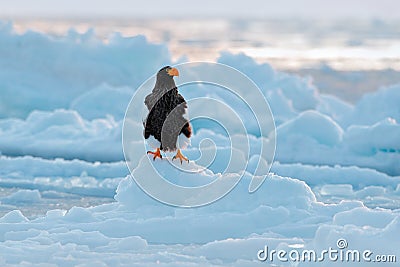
[[147, 148, 163, 161], [172, 149, 189, 164]]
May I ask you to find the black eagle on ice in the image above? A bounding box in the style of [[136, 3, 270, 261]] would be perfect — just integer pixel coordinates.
[[143, 66, 192, 163]]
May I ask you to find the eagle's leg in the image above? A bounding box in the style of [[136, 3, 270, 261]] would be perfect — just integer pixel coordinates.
[[147, 148, 163, 160], [172, 149, 189, 164]]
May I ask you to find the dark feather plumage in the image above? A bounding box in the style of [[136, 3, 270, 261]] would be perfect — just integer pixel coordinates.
[[144, 66, 191, 151]]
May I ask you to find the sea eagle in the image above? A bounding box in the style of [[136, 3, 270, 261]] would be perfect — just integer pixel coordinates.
[[143, 66, 191, 163]]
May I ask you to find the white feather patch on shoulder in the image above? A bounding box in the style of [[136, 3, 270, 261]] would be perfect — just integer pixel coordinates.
[[183, 107, 189, 121]]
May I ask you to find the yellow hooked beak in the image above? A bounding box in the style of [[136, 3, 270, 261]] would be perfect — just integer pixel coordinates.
[[167, 67, 179, 77]]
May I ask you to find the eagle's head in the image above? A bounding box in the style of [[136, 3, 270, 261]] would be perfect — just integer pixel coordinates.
[[157, 66, 179, 80], [154, 66, 179, 92]]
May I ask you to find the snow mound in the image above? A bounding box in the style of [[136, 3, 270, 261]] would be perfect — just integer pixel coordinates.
[[0, 174, 398, 265], [218, 52, 319, 113], [272, 162, 400, 189], [0, 24, 170, 119], [277, 110, 343, 147], [0, 109, 122, 161], [0, 210, 28, 223], [333, 207, 394, 228], [1, 190, 41, 204], [0, 156, 127, 179], [344, 118, 400, 155], [317, 94, 354, 126], [70, 84, 134, 120], [349, 83, 400, 126]]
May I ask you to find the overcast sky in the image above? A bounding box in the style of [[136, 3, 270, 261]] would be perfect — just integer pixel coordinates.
[[0, 0, 398, 19]]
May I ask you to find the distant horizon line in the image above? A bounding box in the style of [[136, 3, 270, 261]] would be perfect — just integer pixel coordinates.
[[1, 15, 399, 22]]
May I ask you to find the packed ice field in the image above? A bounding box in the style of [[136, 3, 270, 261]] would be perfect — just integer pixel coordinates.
[[0, 22, 399, 266]]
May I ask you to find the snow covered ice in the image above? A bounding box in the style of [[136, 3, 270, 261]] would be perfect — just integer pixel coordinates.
[[0, 23, 399, 266]]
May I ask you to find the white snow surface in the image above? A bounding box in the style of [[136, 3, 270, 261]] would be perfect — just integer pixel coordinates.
[[0, 25, 399, 266]]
